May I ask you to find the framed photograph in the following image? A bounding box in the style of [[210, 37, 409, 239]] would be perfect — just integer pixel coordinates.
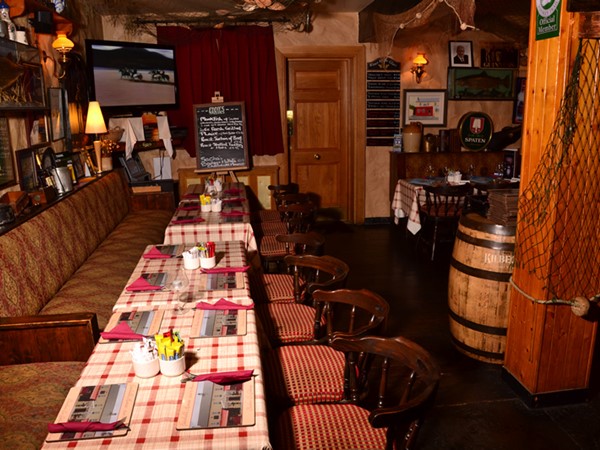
[[513, 77, 526, 124], [49, 87, 65, 141], [403, 89, 447, 127], [0, 117, 17, 190], [448, 68, 516, 100], [449, 41, 473, 68], [480, 42, 519, 68], [16, 148, 38, 191]]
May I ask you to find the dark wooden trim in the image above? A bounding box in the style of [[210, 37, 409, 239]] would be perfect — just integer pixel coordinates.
[[0, 312, 99, 364], [502, 367, 590, 408]]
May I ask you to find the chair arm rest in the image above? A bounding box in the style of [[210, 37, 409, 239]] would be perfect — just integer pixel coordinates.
[[0, 313, 99, 365]]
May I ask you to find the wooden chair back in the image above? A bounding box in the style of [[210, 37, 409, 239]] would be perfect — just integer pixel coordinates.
[[312, 288, 389, 343], [420, 183, 471, 218], [283, 254, 349, 306], [330, 335, 440, 450]]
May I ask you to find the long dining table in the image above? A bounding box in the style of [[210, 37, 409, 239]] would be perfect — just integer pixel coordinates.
[[42, 241, 272, 450], [163, 183, 258, 265]]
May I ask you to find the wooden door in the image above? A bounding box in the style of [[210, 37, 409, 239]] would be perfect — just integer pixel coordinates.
[[287, 59, 350, 219]]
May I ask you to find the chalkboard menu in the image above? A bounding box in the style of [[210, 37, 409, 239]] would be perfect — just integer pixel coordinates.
[[366, 57, 401, 147], [194, 102, 250, 172]]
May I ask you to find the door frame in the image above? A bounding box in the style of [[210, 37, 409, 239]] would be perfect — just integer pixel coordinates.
[[276, 46, 366, 224]]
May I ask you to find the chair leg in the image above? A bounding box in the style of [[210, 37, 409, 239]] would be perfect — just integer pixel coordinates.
[[431, 223, 438, 261]]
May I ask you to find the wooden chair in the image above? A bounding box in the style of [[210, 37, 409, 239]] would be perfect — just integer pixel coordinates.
[[259, 201, 318, 272], [250, 232, 326, 303], [273, 335, 440, 450], [256, 255, 350, 345], [264, 289, 389, 407], [253, 183, 300, 223], [417, 183, 471, 260]]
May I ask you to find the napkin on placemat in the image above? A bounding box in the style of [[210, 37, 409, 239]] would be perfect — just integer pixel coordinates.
[[171, 217, 206, 224], [48, 419, 127, 433], [126, 277, 163, 292], [183, 193, 198, 199], [222, 197, 246, 203], [143, 246, 173, 259], [201, 266, 250, 274], [220, 211, 249, 217], [196, 298, 253, 310], [191, 369, 254, 385], [100, 321, 145, 341], [177, 205, 202, 211], [223, 188, 242, 195]]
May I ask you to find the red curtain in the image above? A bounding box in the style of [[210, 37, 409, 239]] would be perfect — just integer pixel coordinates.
[[157, 26, 284, 157]]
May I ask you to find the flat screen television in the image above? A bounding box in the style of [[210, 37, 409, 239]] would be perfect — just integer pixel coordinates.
[[85, 39, 179, 114]]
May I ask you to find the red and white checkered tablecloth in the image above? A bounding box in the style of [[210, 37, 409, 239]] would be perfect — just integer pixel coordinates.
[[165, 183, 257, 256], [42, 309, 271, 450], [391, 179, 426, 234], [114, 241, 254, 311]]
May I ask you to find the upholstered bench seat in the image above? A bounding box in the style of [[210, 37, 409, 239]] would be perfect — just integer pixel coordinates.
[[0, 361, 86, 450]]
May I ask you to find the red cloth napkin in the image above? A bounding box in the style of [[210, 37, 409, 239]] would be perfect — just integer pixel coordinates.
[[171, 217, 206, 224], [223, 188, 242, 195], [183, 193, 197, 199], [201, 266, 250, 274], [220, 211, 249, 217], [177, 205, 202, 211], [143, 246, 172, 259], [196, 298, 254, 310], [222, 197, 246, 203], [192, 369, 254, 385], [100, 321, 145, 341], [126, 276, 163, 292], [48, 419, 126, 433]]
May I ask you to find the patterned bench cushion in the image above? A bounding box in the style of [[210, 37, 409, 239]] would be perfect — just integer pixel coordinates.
[[0, 361, 85, 450], [40, 209, 173, 329]]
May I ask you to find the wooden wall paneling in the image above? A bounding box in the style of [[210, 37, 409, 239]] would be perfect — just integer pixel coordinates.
[[504, 1, 598, 403]]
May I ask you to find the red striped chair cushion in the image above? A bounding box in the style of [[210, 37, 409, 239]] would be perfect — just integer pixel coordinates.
[[274, 403, 387, 450], [254, 209, 282, 223], [249, 273, 296, 303], [258, 303, 320, 345], [257, 221, 288, 237], [259, 235, 293, 257], [265, 345, 345, 405]]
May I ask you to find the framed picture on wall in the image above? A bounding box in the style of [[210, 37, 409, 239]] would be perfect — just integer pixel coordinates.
[[16, 148, 38, 191], [449, 41, 473, 68], [513, 77, 526, 124], [448, 68, 515, 100], [49, 87, 65, 141], [403, 90, 447, 127]]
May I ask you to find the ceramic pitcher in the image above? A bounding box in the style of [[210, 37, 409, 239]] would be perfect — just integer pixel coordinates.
[[402, 122, 423, 153]]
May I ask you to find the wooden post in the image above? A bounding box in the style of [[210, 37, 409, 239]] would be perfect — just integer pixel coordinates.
[[503, 2, 598, 406]]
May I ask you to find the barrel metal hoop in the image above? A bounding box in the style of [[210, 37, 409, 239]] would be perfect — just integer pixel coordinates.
[[449, 309, 508, 336], [450, 335, 505, 362], [455, 229, 515, 252], [450, 258, 512, 282], [460, 214, 516, 236]]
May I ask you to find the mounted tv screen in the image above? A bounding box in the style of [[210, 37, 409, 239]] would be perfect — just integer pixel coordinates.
[[85, 39, 179, 113]]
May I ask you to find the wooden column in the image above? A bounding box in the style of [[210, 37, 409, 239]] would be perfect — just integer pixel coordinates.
[[503, 2, 598, 406]]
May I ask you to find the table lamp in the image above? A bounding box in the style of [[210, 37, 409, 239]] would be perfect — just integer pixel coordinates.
[[85, 101, 107, 173]]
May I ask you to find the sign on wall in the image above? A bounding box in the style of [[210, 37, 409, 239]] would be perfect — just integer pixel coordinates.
[[535, 0, 562, 41], [366, 57, 401, 147]]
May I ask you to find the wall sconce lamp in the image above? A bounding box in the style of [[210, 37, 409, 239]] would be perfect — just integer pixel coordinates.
[[85, 101, 107, 174], [411, 53, 428, 84], [52, 31, 74, 79]]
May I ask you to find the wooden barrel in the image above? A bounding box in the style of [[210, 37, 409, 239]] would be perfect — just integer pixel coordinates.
[[448, 213, 516, 364]]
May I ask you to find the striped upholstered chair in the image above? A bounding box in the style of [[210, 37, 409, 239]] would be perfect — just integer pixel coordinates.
[[273, 335, 440, 450], [256, 255, 349, 345], [264, 289, 389, 407], [250, 233, 326, 304], [252, 183, 299, 224]]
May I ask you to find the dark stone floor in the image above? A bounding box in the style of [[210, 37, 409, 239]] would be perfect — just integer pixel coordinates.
[[314, 220, 600, 450]]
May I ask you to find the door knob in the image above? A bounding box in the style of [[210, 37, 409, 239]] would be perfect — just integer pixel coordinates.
[[313, 153, 321, 160]]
